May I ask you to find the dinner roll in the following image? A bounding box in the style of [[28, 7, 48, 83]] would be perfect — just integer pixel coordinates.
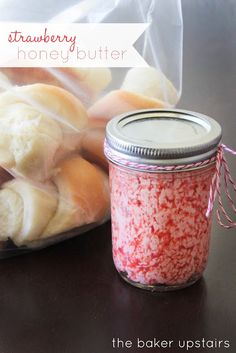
[[80, 128, 108, 170], [0, 84, 88, 180], [0, 68, 111, 101], [88, 90, 165, 126], [43, 156, 110, 237], [0, 179, 58, 245], [121, 67, 179, 106]]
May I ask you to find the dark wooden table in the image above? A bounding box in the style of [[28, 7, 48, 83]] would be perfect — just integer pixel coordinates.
[[0, 1, 236, 352]]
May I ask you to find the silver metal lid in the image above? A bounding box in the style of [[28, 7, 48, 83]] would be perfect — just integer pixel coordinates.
[[105, 109, 222, 166]]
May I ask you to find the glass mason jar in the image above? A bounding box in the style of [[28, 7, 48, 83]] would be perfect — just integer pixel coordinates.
[[105, 109, 222, 291]]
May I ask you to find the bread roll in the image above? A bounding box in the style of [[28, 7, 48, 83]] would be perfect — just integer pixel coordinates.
[[72, 68, 111, 94], [121, 67, 179, 106], [0, 84, 88, 180], [88, 90, 165, 126], [0, 68, 62, 88], [0, 68, 111, 100], [80, 128, 108, 170], [0, 180, 58, 245], [0, 188, 23, 241], [0, 83, 88, 130], [47, 68, 112, 97], [43, 156, 110, 237], [0, 103, 63, 180]]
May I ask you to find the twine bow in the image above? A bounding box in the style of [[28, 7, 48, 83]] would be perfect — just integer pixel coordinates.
[[206, 144, 236, 228]]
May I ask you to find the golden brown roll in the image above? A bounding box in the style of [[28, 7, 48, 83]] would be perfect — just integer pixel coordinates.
[[1, 68, 61, 88], [80, 128, 108, 171], [88, 90, 165, 127], [121, 67, 179, 106], [0, 84, 88, 181], [0, 179, 58, 245], [43, 156, 110, 237], [0, 68, 111, 102], [0, 83, 88, 130]]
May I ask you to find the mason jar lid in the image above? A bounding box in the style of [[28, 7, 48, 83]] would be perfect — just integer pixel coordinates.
[[105, 109, 222, 166]]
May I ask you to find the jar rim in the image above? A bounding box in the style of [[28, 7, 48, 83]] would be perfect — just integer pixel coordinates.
[[105, 109, 222, 166]]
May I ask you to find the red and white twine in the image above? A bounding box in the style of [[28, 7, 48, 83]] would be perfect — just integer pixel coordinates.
[[207, 143, 236, 228], [104, 140, 236, 229]]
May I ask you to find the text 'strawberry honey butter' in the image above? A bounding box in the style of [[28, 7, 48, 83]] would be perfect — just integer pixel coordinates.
[[104, 109, 222, 291]]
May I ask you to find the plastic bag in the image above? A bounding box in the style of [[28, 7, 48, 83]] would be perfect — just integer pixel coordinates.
[[0, 0, 183, 257]]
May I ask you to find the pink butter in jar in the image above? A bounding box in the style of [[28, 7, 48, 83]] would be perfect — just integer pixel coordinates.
[[104, 109, 222, 291]]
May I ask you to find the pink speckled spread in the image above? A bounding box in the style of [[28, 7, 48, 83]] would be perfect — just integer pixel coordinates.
[[109, 163, 215, 287]]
